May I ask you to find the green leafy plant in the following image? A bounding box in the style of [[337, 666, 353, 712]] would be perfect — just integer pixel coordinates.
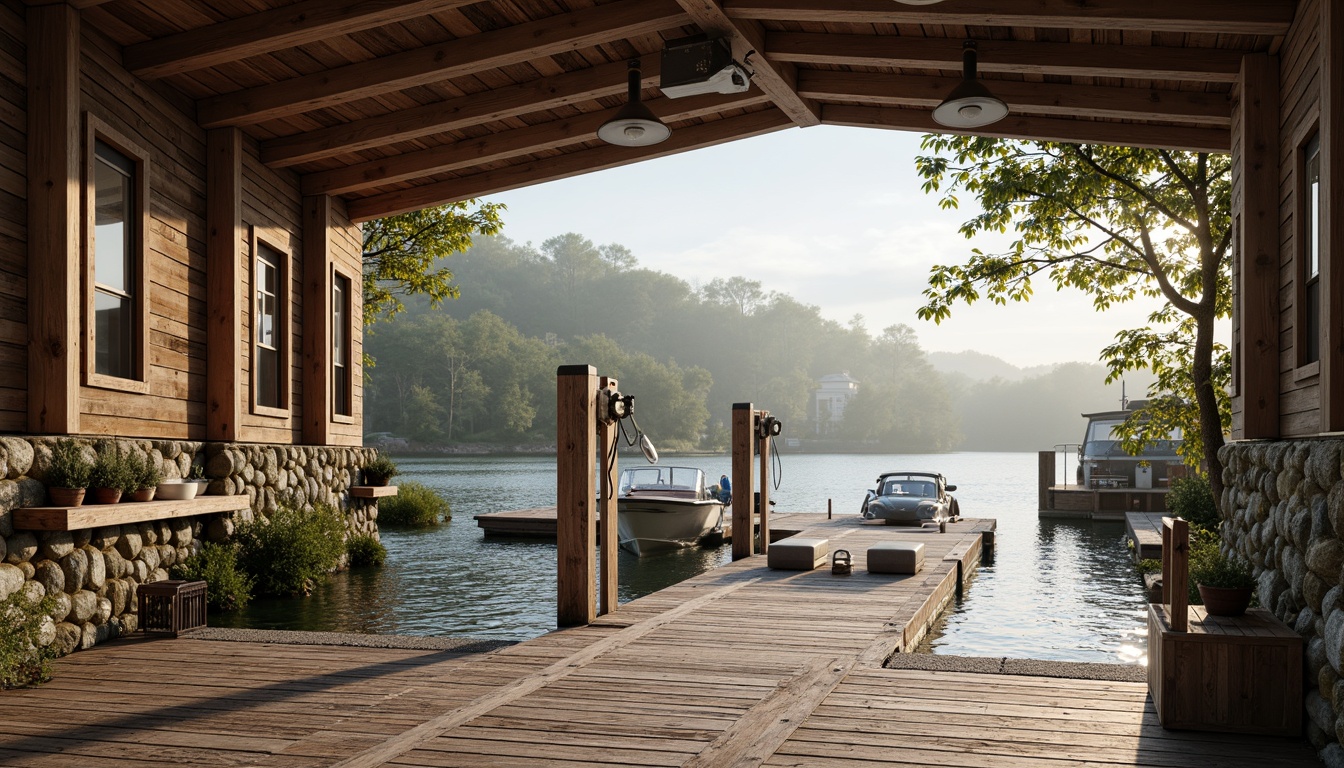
[[89, 447, 133, 492], [1167, 474, 1220, 532], [172, 542, 254, 612], [1137, 558, 1162, 575], [132, 454, 162, 491], [1186, 527, 1254, 604], [234, 503, 347, 597], [377, 482, 450, 527], [0, 591, 56, 689], [346, 534, 387, 567], [363, 453, 400, 485], [46, 439, 91, 489], [188, 463, 206, 480]]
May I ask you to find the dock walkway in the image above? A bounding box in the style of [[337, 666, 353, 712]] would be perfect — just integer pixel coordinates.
[[0, 515, 1317, 768]]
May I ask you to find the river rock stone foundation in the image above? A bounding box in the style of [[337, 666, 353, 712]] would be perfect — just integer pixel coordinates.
[[1221, 438, 1344, 765], [0, 438, 381, 657]]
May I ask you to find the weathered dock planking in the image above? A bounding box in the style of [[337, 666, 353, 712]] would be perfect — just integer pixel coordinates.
[[0, 514, 1317, 768]]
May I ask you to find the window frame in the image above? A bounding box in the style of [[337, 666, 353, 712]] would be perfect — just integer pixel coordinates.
[[82, 113, 150, 394], [331, 267, 355, 422], [249, 229, 292, 419], [1295, 116, 1323, 375]]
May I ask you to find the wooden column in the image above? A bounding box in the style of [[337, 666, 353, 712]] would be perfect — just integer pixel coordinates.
[[206, 128, 243, 441], [1236, 53, 1281, 439], [1323, 0, 1344, 432], [757, 411, 770, 553], [731, 403, 755, 561], [557, 365, 597, 626], [1160, 516, 1189, 632], [26, 4, 81, 434], [598, 376, 618, 616], [1038, 450, 1054, 509], [302, 195, 333, 445]]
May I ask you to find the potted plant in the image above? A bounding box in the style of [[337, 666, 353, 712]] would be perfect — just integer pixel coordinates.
[[46, 439, 91, 507], [156, 475, 198, 501], [88, 447, 131, 505], [1191, 546, 1256, 616], [363, 453, 400, 487], [126, 453, 161, 502]]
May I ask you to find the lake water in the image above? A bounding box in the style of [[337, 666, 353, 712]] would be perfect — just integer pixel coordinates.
[[214, 451, 1149, 665]]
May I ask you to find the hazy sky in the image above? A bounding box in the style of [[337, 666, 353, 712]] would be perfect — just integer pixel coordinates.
[[486, 125, 1195, 370]]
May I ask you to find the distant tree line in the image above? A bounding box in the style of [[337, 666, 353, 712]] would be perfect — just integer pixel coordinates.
[[364, 231, 1131, 452]]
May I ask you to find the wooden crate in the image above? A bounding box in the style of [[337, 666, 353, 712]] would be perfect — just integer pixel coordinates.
[[1148, 603, 1303, 736], [139, 580, 207, 637]]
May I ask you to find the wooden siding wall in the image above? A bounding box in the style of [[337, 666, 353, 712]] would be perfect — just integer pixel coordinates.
[[3, 12, 365, 445], [1277, 0, 1322, 437], [0, 0, 26, 431], [329, 198, 363, 447]]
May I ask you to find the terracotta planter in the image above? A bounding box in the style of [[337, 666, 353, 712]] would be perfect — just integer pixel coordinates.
[[1198, 584, 1253, 617], [48, 487, 85, 507], [89, 487, 123, 505], [128, 487, 156, 502]]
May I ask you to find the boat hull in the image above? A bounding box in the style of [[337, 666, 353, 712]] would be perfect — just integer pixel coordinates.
[[617, 498, 724, 557]]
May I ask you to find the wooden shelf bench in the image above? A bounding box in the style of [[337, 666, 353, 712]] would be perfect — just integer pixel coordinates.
[[349, 485, 398, 498], [13, 495, 250, 531]]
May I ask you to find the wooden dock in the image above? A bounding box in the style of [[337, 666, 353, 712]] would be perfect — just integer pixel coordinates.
[[0, 514, 1317, 768], [1126, 511, 1166, 562]]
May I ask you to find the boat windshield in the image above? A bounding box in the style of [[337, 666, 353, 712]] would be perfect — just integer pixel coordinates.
[[1084, 419, 1182, 457], [879, 477, 937, 498], [619, 467, 704, 494]]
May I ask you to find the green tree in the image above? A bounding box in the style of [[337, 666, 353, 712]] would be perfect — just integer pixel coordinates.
[[914, 138, 1231, 509], [362, 201, 504, 326]]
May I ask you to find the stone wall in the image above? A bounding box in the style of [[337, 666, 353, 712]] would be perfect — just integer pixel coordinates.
[[1220, 438, 1344, 763], [0, 437, 380, 657]]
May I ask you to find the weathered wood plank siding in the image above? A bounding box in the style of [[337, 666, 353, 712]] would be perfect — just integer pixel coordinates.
[[0, 0, 26, 430]]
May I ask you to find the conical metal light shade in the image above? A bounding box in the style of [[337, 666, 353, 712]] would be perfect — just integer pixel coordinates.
[[933, 41, 1008, 129], [598, 59, 671, 147]]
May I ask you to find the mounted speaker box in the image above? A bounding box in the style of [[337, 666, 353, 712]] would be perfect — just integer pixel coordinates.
[[659, 35, 752, 99]]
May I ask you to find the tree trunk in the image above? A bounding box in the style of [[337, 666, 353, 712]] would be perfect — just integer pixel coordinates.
[[1191, 307, 1226, 514]]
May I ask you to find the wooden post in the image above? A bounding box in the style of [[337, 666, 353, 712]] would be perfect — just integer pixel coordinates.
[[1161, 516, 1189, 632], [757, 410, 770, 553], [1038, 450, 1055, 509], [557, 365, 597, 626], [302, 195, 333, 445], [206, 128, 243, 441], [1324, 0, 1344, 432], [598, 376, 618, 616], [26, 4, 81, 434], [731, 403, 755, 561], [1235, 53, 1281, 439]]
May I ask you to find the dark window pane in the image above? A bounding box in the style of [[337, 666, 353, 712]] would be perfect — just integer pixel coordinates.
[[257, 346, 279, 409], [94, 291, 133, 378], [255, 245, 282, 407], [333, 275, 350, 415], [1307, 278, 1320, 364]]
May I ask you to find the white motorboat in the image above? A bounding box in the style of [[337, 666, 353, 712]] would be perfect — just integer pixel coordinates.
[[616, 466, 724, 556]]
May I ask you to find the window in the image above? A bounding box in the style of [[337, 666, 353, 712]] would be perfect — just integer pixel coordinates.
[[254, 242, 284, 410], [1302, 133, 1322, 365], [333, 272, 352, 417], [84, 116, 148, 393]]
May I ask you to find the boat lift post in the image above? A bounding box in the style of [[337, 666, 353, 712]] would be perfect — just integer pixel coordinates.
[[556, 365, 623, 626], [731, 403, 777, 561]]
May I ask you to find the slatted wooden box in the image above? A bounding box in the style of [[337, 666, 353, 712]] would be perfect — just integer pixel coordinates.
[[1148, 603, 1302, 736], [139, 579, 208, 637]]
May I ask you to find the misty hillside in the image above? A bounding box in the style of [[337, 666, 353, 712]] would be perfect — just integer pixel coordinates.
[[928, 350, 1056, 382]]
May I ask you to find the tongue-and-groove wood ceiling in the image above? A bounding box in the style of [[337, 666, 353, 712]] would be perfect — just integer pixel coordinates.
[[77, 0, 1295, 221]]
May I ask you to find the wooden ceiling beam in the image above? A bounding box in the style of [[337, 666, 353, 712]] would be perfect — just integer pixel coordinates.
[[822, 104, 1230, 154], [303, 89, 771, 195], [671, 0, 818, 127], [345, 108, 793, 221], [125, 0, 480, 80], [262, 59, 664, 168], [724, 0, 1295, 36], [768, 32, 1245, 83], [197, 0, 691, 128], [797, 70, 1230, 127]]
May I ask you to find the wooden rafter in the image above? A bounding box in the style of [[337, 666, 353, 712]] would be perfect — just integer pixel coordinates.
[[797, 71, 1231, 127], [671, 0, 819, 127], [302, 89, 771, 195], [724, 0, 1295, 36], [124, 0, 480, 80], [768, 32, 1245, 83], [345, 108, 793, 221], [261, 59, 664, 168], [822, 104, 1230, 154], [197, 0, 692, 128]]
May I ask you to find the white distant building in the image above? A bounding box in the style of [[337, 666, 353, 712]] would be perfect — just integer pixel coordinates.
[[813, 373, 859, 435]]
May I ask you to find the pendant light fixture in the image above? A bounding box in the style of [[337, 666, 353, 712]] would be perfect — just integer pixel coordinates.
[[598, 59, 671, 147], [932, 41, 1009, 129]]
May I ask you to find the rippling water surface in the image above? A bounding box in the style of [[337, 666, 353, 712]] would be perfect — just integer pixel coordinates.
[[214, 452, 1148, 664]]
